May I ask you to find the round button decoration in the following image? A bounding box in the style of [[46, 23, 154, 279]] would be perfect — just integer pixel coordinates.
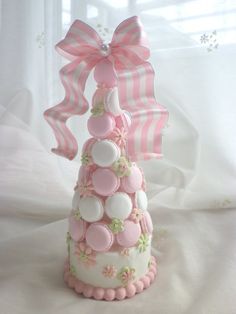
[[121, 164, 142, 193], [69, 215, 87, 242], [92, 168, 120, 196], [135, 190, 148, 211], [86, 222, 114, 252], [78, 196, 104, 223], [116, 220, 141, 247], [87, 113, 115, 139], [105, 192, 132, 220], [91, 140, 120, 167]]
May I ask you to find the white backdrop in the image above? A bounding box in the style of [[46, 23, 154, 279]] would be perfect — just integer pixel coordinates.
[[0, 1, 236, 313]]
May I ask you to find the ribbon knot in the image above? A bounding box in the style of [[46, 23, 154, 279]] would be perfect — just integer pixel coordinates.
[[44, 16, 168, 161]]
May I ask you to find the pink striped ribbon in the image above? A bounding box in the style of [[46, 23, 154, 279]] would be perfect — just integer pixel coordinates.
[[44, 16, 168, 160]]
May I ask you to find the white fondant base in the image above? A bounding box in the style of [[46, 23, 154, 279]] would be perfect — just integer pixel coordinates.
[[69, 237, 152, 289]]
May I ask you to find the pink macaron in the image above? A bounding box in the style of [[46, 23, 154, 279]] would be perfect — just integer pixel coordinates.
[[87, 112, 115, 139], [82, 138, 97, 155], [116, 220, 141, 247], [92, 168, 120, 196], [78, 165, 90, 182], [69, 215, 87, 242], [85, 222, 114, 252], [140, 211, 153, 234], [121, 164, 143, 193]]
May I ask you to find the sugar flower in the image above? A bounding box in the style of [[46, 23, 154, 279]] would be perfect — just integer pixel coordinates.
[[120, 248, 130, 257], [81, 152, 93, 166], [75, 242, 96, 267], [102, 265, 117, 278], [70, 264, 76, 276], [112, 156, 131, 177], [91, 102, 105, 117], [137, 233, 149, 253], [73, 209, 81, 220], [78, 178, 94, 197], [110, 127, 127, 148], [108, 218, 124, 234], [130, 207, 143, 224], [66, 232, 71, 255], [117, 266, 135, 286]]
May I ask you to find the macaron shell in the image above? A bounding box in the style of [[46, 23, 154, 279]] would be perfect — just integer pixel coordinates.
[[92, 168, 120, 196], [121, 164, 143, 193], [86, 223, 114, 252], [105, 192, 132, 220], [116, 220, 141, 247], [79, 196, 104, 223], [69, 215, 86, 242], [143, 211, 153, 234], [91, 140, 120, 167], [135, 190, 148, 211], [87, 113, 115, 139], [82, 138, 97, 155], [104, 88, 123, 116]]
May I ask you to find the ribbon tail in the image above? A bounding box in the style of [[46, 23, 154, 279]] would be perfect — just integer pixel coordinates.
[[44, 58, 96, 160], [116, 62, 169, 161]]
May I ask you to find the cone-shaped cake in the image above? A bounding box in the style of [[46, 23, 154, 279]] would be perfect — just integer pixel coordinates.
[[44, 16, 168, 301], [64, 59, 157, 301]]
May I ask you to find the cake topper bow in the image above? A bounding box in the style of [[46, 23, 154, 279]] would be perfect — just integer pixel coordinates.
[[44, 16, 168, 160]]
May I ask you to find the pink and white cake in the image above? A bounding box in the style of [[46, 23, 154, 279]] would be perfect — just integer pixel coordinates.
[[64, 84, 157, 301], [44, 16, 168, 302]]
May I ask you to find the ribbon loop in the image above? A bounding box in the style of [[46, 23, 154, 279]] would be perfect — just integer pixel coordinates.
[[44, 16, 168, 160]]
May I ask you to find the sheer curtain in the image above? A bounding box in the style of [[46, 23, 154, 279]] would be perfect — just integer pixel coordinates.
[[0, 1, 236, 313]]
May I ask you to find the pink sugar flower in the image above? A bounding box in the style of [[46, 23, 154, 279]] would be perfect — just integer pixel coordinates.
[[130, 208, 144, 224], [117, 266, 135, 286], [120, 248, 130, 257], [110, 127, 127, 148], [78, 178, 94, 197], [102, 265, 117, 278], [75, 242, 96, 267]]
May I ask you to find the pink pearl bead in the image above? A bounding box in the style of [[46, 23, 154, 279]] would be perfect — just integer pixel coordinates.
[[126, 284, 136, 298], [141, 276, 151, 289], [75, 281, 85, 294], [134, 280, 144, 293], [147, 272, 155, 283], [83, 285, 94, 298], [93, 288, 105, 300], [115, 287, 126, 300], [104, 288, 115, 301]]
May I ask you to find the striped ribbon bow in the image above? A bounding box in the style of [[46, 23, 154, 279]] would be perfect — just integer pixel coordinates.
[[44, 16, 168, 160]]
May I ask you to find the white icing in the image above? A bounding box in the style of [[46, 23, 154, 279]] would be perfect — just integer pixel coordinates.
[[91, 140, 120, 167], [78, 196, 104, 223], [69, 236, 152, 288], [104, 88, 123, 116], [72, 190, 80, 210], [105, 192, 132, 220], [135, 190, 148, 211]]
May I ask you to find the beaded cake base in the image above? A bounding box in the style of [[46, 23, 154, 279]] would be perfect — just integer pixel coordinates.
[[63, 256, 157, 301]]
